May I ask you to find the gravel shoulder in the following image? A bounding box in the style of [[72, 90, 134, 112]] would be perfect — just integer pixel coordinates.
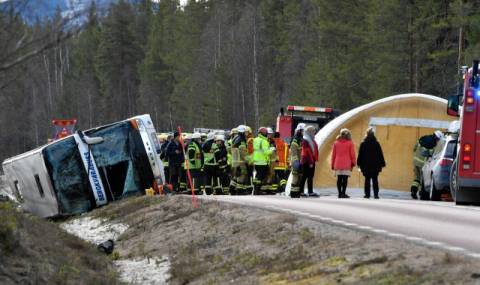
[[87, 195, 480, 285]]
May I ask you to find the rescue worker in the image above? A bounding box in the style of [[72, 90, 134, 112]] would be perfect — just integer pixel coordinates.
[[215, 135, 230, 194], [160, 134, 172, 186], [179, 134, 191, 192], [203, 132, 219, 195], [226, 128, 237, 176], [187, 132, 204, 195], [289, 123, 306, 198], [411, 130, 444, 199], [266, 128, 278, 194], [166, 131, 184, 192], [253, 127, 274, 195], [230, 125, 249, 195], [273, 132, 289, 193], [245, 126, 255, 193]]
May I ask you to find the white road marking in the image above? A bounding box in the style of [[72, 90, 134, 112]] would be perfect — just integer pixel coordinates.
[[205, 196, 480, 259]]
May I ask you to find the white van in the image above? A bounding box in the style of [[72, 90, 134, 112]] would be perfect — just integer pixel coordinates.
[[2, 114, 165, 218]]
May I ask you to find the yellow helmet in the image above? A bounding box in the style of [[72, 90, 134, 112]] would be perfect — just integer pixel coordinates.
[[245, 126, 252, 134]]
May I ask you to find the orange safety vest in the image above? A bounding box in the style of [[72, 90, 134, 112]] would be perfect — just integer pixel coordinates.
[[274, 138, 288, 169]]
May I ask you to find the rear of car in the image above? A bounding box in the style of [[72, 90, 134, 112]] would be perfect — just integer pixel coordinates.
[[421, 135, 457, 200]]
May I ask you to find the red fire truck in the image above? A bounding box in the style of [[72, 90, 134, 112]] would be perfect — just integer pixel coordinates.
[[448, 60, 480, 204], [276, 105, 337, 141]]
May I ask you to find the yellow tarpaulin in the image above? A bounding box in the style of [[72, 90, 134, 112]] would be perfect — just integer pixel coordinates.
[[314, 94, 453, 191]]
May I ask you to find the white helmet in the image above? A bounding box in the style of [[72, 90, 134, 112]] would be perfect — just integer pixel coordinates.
[[267, 127, 274, 134], [191, 132, 202, 139], [295, 123, 306, 132], [434, 130, 444, 140], [207, 132, 216, 140], [237, 125, 246, 133], [215, 135, 225, 141]]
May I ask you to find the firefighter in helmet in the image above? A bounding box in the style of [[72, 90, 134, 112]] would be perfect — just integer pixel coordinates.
[[187, 132, 204, 194], [289, 123, 306, 197], [253, 127, 274, 194], [411, 130, 444, 199], [230, 125, 249, 194]]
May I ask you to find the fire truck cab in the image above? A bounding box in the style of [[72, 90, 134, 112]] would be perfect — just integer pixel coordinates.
[[448, 60, 480, 204], [276, 105, 337, 142]]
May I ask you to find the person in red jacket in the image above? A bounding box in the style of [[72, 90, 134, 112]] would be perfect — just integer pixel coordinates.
[[331, 128, 356, 198], [300, 126, 319, 197]]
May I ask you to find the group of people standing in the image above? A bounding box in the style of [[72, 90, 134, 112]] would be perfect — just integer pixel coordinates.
[[159, 124, 387, 199], [159, 125, 292, 196], [329, 127, 386, 199]]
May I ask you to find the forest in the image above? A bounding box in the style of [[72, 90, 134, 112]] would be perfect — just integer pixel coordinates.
[[0, 0, 480, 162]]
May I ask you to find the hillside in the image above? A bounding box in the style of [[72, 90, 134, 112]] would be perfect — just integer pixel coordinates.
[[65, 195, 480, 284], [0, 202, 120, 285]]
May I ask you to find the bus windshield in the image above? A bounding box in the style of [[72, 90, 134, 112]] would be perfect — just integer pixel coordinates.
[[86, 121, 154, 200], [43, 137, 93, 214]]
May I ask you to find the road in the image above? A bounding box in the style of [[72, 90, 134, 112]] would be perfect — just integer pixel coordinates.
[[206, 193, 480, 258]]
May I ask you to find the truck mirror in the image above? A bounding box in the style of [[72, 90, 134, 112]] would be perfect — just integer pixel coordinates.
[[447, 95, 460, 117]]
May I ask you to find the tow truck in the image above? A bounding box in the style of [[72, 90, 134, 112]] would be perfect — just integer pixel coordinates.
[[448, 60, 480, 204], [276, 105, 338, 141]]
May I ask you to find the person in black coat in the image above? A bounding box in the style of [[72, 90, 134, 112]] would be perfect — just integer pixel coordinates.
[[166, 131, 185, 192], [357, 127, 386, 199]]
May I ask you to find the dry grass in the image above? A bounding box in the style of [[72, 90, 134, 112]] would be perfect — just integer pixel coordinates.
[[0, 201, 121, 285]]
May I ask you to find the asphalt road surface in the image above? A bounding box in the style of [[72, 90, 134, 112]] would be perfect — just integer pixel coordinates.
[[206, 192, 480, 259]]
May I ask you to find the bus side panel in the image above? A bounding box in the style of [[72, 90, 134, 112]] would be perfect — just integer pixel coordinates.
[[3, 153, 60, 218]]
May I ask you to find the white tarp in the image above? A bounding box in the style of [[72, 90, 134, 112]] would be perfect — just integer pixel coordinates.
[[368, 117, 451, 130]]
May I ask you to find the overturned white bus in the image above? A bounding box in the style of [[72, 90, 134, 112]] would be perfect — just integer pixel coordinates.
[[1, 115, 165, 218]]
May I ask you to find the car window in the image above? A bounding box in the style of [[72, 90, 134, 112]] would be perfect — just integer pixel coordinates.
[[444, 140, 458, 159], [433, 139, 446, 156]]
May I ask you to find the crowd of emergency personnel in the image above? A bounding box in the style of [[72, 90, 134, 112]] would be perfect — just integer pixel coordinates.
[[158, 122, 446, 200], [158, 123, 316, 197]]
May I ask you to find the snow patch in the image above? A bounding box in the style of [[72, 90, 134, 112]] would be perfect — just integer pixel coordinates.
[[61, 216, 171, 284], [61, 216, 129, 245], [115, 257, 170, 285]]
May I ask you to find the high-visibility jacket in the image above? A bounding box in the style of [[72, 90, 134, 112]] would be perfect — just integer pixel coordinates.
[[203, 140, 218, 166], [274, 138, 289, 170], [253, 134, 273, 166], [187, 141, 203, 170], [226, 138, 233, 166], [232, 135, 247, 167], [413, 141, 434, 168], [290, 137, 301, 162]]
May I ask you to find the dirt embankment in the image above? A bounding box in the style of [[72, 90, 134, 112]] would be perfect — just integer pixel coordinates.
[[0, 202, 120, 285], [90, 195, 480, 285]]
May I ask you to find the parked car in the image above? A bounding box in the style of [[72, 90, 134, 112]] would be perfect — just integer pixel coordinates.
[[420, 134, 458, 200]]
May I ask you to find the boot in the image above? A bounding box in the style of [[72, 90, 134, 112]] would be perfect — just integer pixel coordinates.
[[410, 186, 418, 199], [342, 189, 350, 198]]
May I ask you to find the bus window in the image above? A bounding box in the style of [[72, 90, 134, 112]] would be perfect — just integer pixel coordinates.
[[13, 180, 23, 202], [34, 174, 45, 198], [43, 137, 94, 214], [86, 121, 154, 199]]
